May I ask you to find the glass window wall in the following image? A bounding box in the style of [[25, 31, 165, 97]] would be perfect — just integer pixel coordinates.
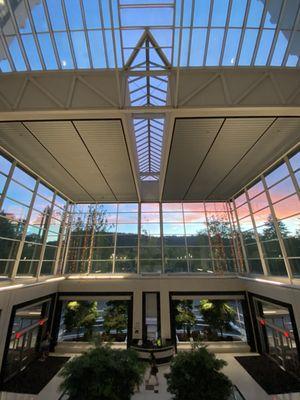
[[0, 152, 69, 277], [233, 148, 300, 278]]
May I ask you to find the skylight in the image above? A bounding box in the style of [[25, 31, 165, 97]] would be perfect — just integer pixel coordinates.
[[0, 0, 300, 73], [133, 117, 165, 181]]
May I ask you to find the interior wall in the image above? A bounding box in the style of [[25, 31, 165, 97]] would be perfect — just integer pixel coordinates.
[[242, 278, 300, 342], [0, 281, 59, 372], [1, 276, 300, 376], [58, 277, 245, 340]]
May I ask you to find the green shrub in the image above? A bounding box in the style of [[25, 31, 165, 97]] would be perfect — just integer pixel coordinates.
[[165, 347, 232, 400], [59, 346, 146, 400]]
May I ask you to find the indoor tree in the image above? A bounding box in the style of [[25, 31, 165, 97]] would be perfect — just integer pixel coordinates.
[[64, 300, 99, 340], [174, 300, 196, 339], [60, 346, 146, 400], [103, 300, 128, 339], [165, 346, 232, 400], [199, 299, 236, 339]]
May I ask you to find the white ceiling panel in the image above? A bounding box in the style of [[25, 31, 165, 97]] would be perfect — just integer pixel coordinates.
[[24, 121, 115, 201], [163, 118, 224, 199], [73, 120, 137, 201], [0, 122, 91, 201], [186, 118, 275, 200], [163, 117, 300, 201], [211, 118, 300, 199]]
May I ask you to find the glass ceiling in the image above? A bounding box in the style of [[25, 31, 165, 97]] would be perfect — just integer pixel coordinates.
[[0, 0, 300, 73]]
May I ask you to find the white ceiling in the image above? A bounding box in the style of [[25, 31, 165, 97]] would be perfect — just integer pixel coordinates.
[[163, 117, 300, 201], [0, 120, 138, 202]]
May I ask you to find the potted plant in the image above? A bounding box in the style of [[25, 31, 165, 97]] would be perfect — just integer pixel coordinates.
[[59, 346, 146, 400], [165, 346, 232, 400]]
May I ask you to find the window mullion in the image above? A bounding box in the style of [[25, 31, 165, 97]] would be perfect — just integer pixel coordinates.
[[10, 179, 40, 279]]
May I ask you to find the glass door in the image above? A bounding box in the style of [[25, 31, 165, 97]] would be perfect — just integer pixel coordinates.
[[254, 297, 300, 377]]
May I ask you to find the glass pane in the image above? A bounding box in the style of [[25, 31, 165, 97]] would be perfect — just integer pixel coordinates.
[[29, 0, 48, 32], [236, 203, 250, 219], [83, 0, 102, 28], [0, 216, 24, 240], [90, 261, 113, 274], [190, 260, 213, 273], [141, 213, 160, 223], [0, 238, 19, 259], [38, 183, 53, 201], [273, 194, 300, 219], [38, 33, 58, 69], [6, 181, 33, 206], [92, 247, 115, 260], [140, 247, 161, 259], [17, 260, 39, 275], [250, 192, 268, 213], [54, 32, 74, 69], [252, 207, 272, 227], [269, 177, 296, 204], [71, 31, 90, 69], [183, 203, 205, 212], [20, 242, 42, 260], [238, 29, 259, 65], [206, 28, 224, 65], [165, 259, 188, 273], [12, 167, 36, 189], [222, 28, 241, 66], [64, 0, 83, 29], [235, 192, 247, 207], [33, 195, 52, 213], [265, 163, 289, 187], [21, 35, 42, 70], [248, 181, 264, 199], [279, 215, 300, 257], [46, 0, 66, 31], [115, 260, 137, 273], [266, 259, 287, 276], [163, 212, 183, 223], [41, 260, 56, 275], [6, 37, 27, 71], [140, 260, 161, 273], [248, 259, 263, 274], [247, 0, 264, 27], [211, 0, 229, 27], [0, 155, 12, 175], [1, 198, 29, 221]]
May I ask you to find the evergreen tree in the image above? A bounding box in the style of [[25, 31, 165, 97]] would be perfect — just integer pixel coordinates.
[[64, 301, 99, 340], [175, 300, 196, 337], [103, 300, 128, 335], [199, 299, 235, 339]]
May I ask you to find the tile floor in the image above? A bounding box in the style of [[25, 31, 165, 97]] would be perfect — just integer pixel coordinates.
[[0, 353, 299, 400]]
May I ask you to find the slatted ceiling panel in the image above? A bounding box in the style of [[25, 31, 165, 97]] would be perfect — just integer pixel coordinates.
[[212, 117, 300, 199], [186, 118, 275, 200], [23, 121, 114, 201], [0, 122, 88, 201], [73, 120, 137, 201], [163, 118, 224, 200]]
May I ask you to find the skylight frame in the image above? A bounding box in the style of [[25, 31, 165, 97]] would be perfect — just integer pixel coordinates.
[[1, 0, 300, 73]]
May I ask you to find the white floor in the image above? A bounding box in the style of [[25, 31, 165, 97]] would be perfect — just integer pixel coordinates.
[[0, 353, 300, 400]]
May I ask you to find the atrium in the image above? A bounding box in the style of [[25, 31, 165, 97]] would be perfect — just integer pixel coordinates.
[[0, 0, 300, 399]]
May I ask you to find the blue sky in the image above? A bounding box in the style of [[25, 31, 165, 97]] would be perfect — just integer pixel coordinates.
[[0, 0, 300, 72]]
